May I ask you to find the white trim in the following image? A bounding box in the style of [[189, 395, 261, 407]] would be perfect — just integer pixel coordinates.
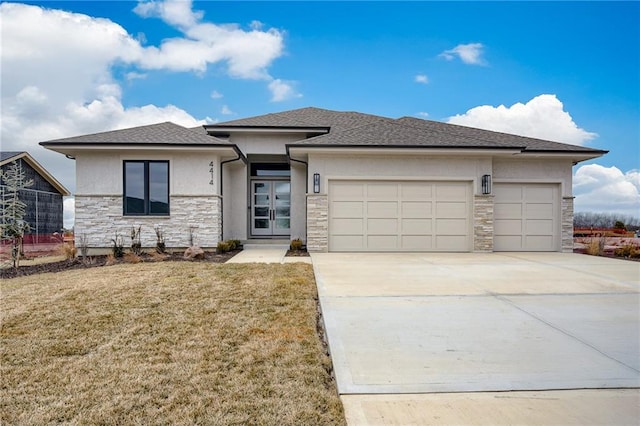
[[289, 147, 522, 156]]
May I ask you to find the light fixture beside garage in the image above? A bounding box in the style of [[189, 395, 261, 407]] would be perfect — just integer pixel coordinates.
[[313, 173, 321, 193], [481, 174, 492, 195]]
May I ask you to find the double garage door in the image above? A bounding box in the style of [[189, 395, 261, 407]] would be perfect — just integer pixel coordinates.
[[329, 181, 471, 252], [328, 180, 560, 252]]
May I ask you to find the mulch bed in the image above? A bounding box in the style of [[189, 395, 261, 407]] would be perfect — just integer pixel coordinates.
[[0, 250, 241, 280], [285, 249, 310, 257]]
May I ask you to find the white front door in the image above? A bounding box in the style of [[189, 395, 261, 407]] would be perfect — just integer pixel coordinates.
[[251, 180, 291, 236]]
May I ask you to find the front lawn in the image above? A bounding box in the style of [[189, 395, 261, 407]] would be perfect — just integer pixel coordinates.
[[1, 262, 345, 425]]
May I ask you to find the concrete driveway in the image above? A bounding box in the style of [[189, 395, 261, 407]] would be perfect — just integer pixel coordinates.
[[312, 252, 640, 424]]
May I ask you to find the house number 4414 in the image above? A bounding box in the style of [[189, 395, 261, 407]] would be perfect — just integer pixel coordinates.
[[209, 161, 214, 185]]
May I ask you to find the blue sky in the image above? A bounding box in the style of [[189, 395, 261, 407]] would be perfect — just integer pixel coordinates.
[[1, 1, 639, 225]]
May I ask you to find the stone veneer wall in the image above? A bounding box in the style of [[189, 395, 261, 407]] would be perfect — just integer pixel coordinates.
[[306, 194, 328, 252], [75, 195, 221, 249], [561, 196, 574, 253], [473, 195, 494, 252]]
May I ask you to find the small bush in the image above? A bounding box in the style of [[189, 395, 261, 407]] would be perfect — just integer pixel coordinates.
[[614, 244, 640, 259], [130, 226, 142, 255], [104, 254, 116, 266], [227, 239, 242, 250], [154, 226, 166, 254], [290, 238, 304, 251], [216, 241, 231, 254], [56, 243, 77, 260], [586, 237, 605, 256], [111, 234, 124, 258], [123, 252, 141, 264]]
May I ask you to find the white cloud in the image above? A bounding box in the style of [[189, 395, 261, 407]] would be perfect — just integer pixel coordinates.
[[221, 105, 234, 115], [0, 1, 290, 193], [210, 90, 223, 99], [416, 112, 430, 118], [439, 43, 486, 65], [63, 197, 75, 230], [573, 164, 640, 217], [447, 94, 598, 145], [268, 79, 302, 102], [415, 74, 429, 84]]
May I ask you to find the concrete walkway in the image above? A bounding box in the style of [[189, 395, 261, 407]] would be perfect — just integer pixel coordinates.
[[226, 245, 312, 264], [312, 252, 640, 424]]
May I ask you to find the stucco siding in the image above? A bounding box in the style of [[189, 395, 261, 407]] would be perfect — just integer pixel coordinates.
[[230, 133, 303, 156], [290, 162, 307, 241], [308, 154, 492, 195], [492, 158, 573, 196], [222, 162, 248, 240]]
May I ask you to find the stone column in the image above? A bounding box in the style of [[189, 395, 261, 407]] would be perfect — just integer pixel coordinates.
[[561, 196, 574, 253], [306, 194, 328, 252], [473, 195, 494, 252]]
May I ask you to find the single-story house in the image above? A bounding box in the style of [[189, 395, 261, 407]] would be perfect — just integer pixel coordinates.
[[40, 107, 606, 252], [1, 151, 70, 236]]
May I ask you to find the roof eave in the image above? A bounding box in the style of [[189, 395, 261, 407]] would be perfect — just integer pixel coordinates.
[[286, 145, 525, 156], [204, 125, 330, 135]]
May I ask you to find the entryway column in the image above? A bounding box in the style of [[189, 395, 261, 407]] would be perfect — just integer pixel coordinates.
[[306, 194, 328, 252]]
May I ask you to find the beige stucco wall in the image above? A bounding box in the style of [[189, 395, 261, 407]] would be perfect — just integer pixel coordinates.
[[230, 133, 302, 155], [290, 162, 307, 241], [76, 151, 222, 195], [222, 161, 248, 240], [492, 158, 573, 196], [307, 154, 492, 194]]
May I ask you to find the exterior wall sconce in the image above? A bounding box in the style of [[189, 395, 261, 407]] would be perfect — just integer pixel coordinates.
[[313, 173, 320, 193], [481, 174, 492, 195]]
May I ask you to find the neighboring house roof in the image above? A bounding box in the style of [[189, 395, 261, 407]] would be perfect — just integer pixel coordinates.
[[0, 151, 70, 196], [41, 122, 231, 146]]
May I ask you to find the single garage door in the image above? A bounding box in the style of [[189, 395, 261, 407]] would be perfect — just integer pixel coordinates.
[[493, 183, 559, 251], [329, 181, 471, 252]]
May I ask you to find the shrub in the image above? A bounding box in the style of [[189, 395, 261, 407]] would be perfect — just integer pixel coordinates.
[[586, 236, 605, 256], [290, 238, 304, 251], [123, 252, 141, 264], [56, 243, 77, 260], [216, 241, 231, 254], [111, 234, 124, 258], [130, 226, 142, 255], [154, 226, 166, 254], [230, 239, 242, 249], [614, 244, 640, 259], [104, 254, 116, 266]]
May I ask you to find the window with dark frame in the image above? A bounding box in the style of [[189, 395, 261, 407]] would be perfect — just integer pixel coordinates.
[[123, 160, 169, 216]]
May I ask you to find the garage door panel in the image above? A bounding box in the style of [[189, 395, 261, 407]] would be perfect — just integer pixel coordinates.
[[368, 218, 398, 234], [332, 183, 364, 199], [332, 218, 364, 234], [402, 201, 432, 218], [495, 219, 522, 234], [367, 235, 398, 250], [495, 203, 522, 219], [367, 183, 398, 198], [525, 219, 554, 235], [367, 201, 398, 218], [525, 203, 553, 219], [494, 183, 559, 251], [435, 235, 468, 251], [436, 183, 469, 201], [332, 201, 364, 217], [401, 184, 432, 200], [525, 186, 555, 201], [402, 236, 433, 250], [436, 218, 467, 235], [495, 235, 523, 251], [330, 181, 470, 252], [401, 218, 432, 234], [525, 236, 555, 251], [436, 202, 467, 218]]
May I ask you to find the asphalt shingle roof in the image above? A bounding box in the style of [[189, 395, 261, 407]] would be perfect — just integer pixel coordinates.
[[212, 107, 389, 133], [1, 151, 26, 162], [41, 122, 231, 146]]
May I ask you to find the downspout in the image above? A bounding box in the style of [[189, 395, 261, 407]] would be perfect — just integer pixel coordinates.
[[286, 145, 309, 243], [219, 147, 247, 241]]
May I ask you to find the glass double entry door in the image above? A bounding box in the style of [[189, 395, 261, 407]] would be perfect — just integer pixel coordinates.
[[251, 180, 291, 236]]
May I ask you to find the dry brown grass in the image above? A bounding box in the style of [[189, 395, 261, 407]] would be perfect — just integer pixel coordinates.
[[1, 262, 345, 425]]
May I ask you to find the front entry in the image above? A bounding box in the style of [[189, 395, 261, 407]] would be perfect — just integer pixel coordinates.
[[251, 180, 291, 236]]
